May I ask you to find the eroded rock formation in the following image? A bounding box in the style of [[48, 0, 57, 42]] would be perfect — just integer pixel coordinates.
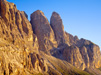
[[49, 12, 101, 70], [63, 45, 86, 70], [0, 0, 47, 75], [0, 0, 38, 53], [50, 12, 69, 45], [30, 10, 57, 51], [0, 0, 101, 75], [51, 32, 101, 70]]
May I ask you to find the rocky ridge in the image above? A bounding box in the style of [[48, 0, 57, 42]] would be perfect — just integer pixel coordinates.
[[0, 0, 101, 75], [50, 12, 69, 45], [0, 0, 47, 75], [30, 8, 101, 70], [30, 10, 57, 52]]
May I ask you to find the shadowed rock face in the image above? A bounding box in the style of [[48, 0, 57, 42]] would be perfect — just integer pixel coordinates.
[[80, 41, 101, 68], [65, 32, 79, 45], [75, 38, 101, 68], [50, 12, 101, 69], [63, 45, 86, 70], [50, 12, 69, 45], [52, 32, 101, 70], [30, 10, 57, 51]]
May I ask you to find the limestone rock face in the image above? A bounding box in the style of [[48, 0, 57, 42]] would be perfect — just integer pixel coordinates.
[[64, 32, 101, 69], [63, 45, 86, 70], [79, 46, 90, 68], [65, 32, 79, 45], [0, 44, 47, 75], [78, 39, 101, 68], [50, 12, 69, 45], [30, 10, 57, 51], [76, 38, 91, 47], [50, 20, 101, 70], [0, 0, 48, 75], [50, 44, 86, 70], [63, 33, 101, 69], [0, 0, 38, 52]]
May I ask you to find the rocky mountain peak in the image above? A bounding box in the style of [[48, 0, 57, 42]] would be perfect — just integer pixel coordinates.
[[30, 10, 46, 20], [35, 10, 44, 15], [50, 12, 68, 45], [0, 1, 49, 75], [30, 10, 57, 51], [0, 0, 101, 75], [51, 12, 61, 19]]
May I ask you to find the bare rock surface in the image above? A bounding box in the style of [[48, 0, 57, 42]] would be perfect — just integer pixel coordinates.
[[63, 45, 86, 70], [30, 10, 57, 51], [50, 12, 69, 46], [52, 32, 101, 70], [0, 0, 38, 53], [0, 0, 101, 75], [0, 0, 47, 75]]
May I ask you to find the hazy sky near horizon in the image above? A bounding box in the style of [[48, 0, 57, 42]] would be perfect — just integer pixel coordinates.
[[7, 0, 101, 48]]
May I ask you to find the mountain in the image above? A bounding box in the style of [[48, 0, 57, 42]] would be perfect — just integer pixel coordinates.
[[30, 10, 57, 52], [0, 0, 101, 75], [0, 0, 46, 75]]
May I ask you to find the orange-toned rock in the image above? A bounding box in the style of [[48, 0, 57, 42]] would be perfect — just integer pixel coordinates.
[[79, 46, 90, 68], [0, 0, 38, 53], [0, 0, 48, 75]]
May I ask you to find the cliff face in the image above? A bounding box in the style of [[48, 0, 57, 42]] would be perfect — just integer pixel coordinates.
[[78, 39, 101, 68], [0, 0, 48, 75], [49, 12, 101, 70], [0, 0, 101, 75], [0, 0, 38, 52], [50, 12, 69, 45], [63, 46, 86, 70], [30, 10, 57, 51], [52, 31, 101, 69]]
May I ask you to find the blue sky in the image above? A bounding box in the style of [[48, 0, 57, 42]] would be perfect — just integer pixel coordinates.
[[7, 0, 101, 48]]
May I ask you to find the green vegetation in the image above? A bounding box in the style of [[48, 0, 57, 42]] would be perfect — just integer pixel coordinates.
[[98, 68, 101, 71]]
